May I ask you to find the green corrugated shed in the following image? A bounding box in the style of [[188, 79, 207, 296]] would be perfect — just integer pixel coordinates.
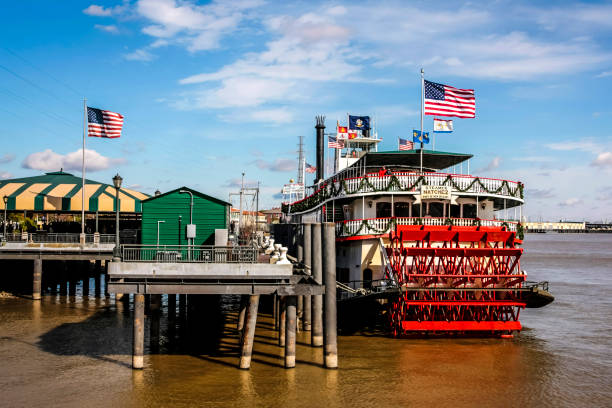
[[141, 187, 230, 246]]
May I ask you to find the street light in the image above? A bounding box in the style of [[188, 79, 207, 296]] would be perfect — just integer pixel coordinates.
[[156, 220, 165, 247], [2, 196, 7, 240], [112, 174, 123, 259]]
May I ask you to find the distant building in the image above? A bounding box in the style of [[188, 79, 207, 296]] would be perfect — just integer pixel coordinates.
[[230, 208, 265, 231], [524, 221, 586, 231], [260, 208, 282, 224]]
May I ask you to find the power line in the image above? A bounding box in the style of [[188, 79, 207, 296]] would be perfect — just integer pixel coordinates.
[[0, 63, 75, 109]]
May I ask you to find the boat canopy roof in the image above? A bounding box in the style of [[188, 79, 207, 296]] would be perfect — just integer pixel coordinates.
[[353, 150, 473, 172]]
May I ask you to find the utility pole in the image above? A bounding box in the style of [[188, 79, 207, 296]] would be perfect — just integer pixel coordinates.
[[239, 172, 244, 238]]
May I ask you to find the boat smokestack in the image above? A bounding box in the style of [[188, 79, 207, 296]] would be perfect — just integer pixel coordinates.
[[315, 115, 325, 182]]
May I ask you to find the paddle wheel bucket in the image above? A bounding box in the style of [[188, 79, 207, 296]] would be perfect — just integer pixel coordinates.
[[385, 225, 526, 336]]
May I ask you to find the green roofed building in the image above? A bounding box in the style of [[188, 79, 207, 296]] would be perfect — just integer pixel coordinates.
[[141, 187, 230, 246]]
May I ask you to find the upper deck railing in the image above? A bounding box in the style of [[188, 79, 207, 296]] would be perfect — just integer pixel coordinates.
[[336, 217, 520, 238], [284, 171, 524, 214], [1, 232, 115, 244]]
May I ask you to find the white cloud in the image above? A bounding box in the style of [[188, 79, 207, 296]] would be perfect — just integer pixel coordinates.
[[135, 0, 263, 52], [22, 149, 125, 172], [253, 158, 296, 172], [124, 49, 155, 61], [94, 24, 119, 34], [249, 108, 294, 124], [596, 71, 612, 78], [0, 171, 12, 179], [545, 140, 601, 154], [0, 154, 15, 164], [83, 5, 113, 16], [559, 198, 583, 207], [591, 152, 612, 167], [478, 157, 501, 173]]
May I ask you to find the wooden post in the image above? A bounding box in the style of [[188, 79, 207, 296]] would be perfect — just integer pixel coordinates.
[[237, 295, 248, 331], [311, 222, 323, 347], [239, 295, 260, 369], [60, 261, 67, 296], [303, 222, 312, 331], [279, 296, 286, 346], [82, 261, 90, 297], [179, 294, 187, 321], [68, 263, 77, 296], [32, 259, 42, 300], [285, 295, 297, 368], [323, 222, 338, 368], [133, 294, 145, 369], [168, 294, 176, 321], [104, 261, 109, 297], [94, 260, 101, 297]]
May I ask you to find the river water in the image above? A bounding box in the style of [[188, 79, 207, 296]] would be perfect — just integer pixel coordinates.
[[0, 233, 610, 407]]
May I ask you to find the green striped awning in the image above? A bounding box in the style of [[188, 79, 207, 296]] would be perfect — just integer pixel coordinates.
[[0, 171, 149, 212]]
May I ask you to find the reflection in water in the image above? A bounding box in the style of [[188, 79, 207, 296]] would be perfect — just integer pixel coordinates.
[[0, 234, 611, 407]]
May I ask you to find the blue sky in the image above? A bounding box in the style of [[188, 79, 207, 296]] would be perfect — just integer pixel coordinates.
[[1, 0, 611, 221]]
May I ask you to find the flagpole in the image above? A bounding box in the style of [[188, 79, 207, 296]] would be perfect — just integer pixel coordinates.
[[81, 98, 86, 243], [420, 68, 424, 173]]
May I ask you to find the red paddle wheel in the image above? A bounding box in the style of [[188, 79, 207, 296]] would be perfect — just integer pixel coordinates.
[[385, 225, 526, 336]]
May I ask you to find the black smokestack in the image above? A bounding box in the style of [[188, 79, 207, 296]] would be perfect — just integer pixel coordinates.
[[315, 115, 325, 182]]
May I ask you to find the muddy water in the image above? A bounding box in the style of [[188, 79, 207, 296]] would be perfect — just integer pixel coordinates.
[[0, 234, 611, 407]]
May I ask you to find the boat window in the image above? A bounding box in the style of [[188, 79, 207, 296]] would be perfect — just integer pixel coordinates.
[[450, 204, 461, 218], [463, 204, 477, 218], [376, 202, 392, 218], [394, 202, 410, 217], [363, 268, 373, 289], [429, 202, 444, 217], [337, 268, 350, 283]]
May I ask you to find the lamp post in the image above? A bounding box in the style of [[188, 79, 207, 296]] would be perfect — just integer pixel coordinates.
[[113, 174, 122, 260], [3, 196, 7, 239], [179, 189, 194, 260], [157, 220, 165, 247]]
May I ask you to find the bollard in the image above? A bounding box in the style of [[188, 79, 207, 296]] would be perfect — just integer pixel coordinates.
[[322, 222, 338, 368], [32, 259, 42, 300], [279, 296, 286, 346], [237, 295, 248, 331], [285, 295, 297, 368], [133, 294, 145, 369], [311, 223, 323, 347], [303, 223, 312, 331], [239, 295, 260, 369]]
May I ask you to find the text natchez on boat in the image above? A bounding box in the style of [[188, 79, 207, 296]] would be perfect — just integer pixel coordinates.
[[280, 115, 552, 337]]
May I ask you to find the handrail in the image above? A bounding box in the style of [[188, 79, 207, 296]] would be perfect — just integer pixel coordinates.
[[121, 244, 259, 263], [336, 217, 518, 237], [284, 172, 524, 214]]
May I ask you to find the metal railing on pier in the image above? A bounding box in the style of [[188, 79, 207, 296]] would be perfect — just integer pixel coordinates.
[[121, 244, 259, 263], [1, 232, 115, 243]]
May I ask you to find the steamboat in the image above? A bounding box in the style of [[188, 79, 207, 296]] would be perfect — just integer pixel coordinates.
[[281, 115, 553, 336]]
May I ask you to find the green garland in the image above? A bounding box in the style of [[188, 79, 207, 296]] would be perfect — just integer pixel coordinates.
[[282, 174, 524, 214], [516, 223, 525, 240]]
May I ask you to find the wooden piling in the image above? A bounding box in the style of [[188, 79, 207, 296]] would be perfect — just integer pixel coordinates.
[[32, 259, 42, 300], [311, 222, 323, 347], [82, 261, 90, 297], [133, 294, 145, 369], [279, 296, 286, 346], [239, 295, 260, 370], [68, 264, 77, 296], [285, 295, 297, 368], [94, 260, 101, 297], [168, 294, 176, 321], [150, 294, 161, 352], [179, 294, 186, 321], [60, 261, 67, 296], [237, 295, 248, 331], [322, 222, 338, 368], [303, 222, 312, 331], [104, 261, 109, 297]]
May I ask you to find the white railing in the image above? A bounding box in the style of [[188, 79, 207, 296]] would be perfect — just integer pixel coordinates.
[[288, 172, 523, 214], [1, 232, 115, 243], [335, 217, 518, 237]]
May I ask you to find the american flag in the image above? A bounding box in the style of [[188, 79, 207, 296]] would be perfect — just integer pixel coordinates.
[[87, 107, 124, 138], [328, 136, 344, 149], [424, 80, 475, 118], [305, 163, 316, 173], [399, 138, 414, 151]]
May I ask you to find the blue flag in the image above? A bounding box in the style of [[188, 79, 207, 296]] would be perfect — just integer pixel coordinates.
[[412, 129, 429, 144], [349, 115, 370, 131]]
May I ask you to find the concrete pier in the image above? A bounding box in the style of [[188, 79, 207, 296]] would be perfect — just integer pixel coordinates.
[[32, 259, 42, 300], [303, 222, 312, 331], [311, 222, 323, 347], [322, 222, 338, 369], [239, 295, 260, 369], [133, 294, 145, 369], [285, 295, 297, 368]]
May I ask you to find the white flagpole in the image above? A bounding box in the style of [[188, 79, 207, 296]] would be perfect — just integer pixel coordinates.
[[432, 118, 436, 151], [420, 68, 424, 173], [81, 98, 87, 241]]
